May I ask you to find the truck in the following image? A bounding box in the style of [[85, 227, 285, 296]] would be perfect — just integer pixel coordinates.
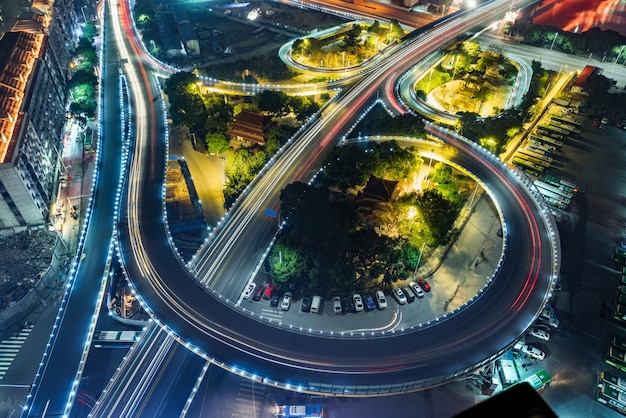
[[276, 405, 323, 417]]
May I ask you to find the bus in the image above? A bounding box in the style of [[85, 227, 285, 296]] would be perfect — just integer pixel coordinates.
[[515, 151, 551, 168], [601, 370, 626, 390], [549, 119, 581, 136], [610, 346, 626, 364], [528, 140, 555, 153], [534, 180, 573, 201], [544, 175, 578, 194], [552, 114, 582, 128], [277, 405, 323, 417], [599, 381, 626, 404], [93, 330, 142, 348], [530, 133, 563, 149], [536, 188, 570, 209], [607, 347, 626, 372], [537, 124, 569, 139], [513, 157, 545, 175], [538, 123, 570, 136], [518, 148, 554, 164]]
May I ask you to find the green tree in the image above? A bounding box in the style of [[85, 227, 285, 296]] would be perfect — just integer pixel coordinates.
[[205, 132, 229, 154], [268, 242, 308, 285], [255, 90, 290, 116], [321, 144, 375, 191], [415, 190, 459, 245], [389, 20, 404, 42], [431, 162, 452, 184], [81, 22, 97, 44]]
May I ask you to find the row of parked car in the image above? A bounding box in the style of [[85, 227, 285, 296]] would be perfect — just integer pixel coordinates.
[[513, 306, 559, 360], [241, 280, 433, 315]]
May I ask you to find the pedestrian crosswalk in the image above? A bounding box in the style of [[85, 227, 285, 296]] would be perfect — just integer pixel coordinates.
[[232, 377, 267, 417], [259, 307, 284, 323], [0, 325, 33, 379]]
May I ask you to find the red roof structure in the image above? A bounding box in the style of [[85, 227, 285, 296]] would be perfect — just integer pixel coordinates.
[[573, 65, 603, 89], [228, 109, 275, 146]]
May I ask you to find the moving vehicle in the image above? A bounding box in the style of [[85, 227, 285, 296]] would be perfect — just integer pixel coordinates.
[[310, 295, 322, 314], [353, 293, 364, 312], [280, 292, 292, 311], [277, 404, 323, 417], [300, 295, 312, 313], [393, 288, 407, 304], [522, 344, 546, 360], [375, 291, 387, 309], [242, 282, 256, 299], [252, 286, 264, 301], [409, 281, 425, 298], [363, 294, 376, 312], [263, 284, 276, 300], [529, 327, 550, 341], [333, 296, 342, 314]]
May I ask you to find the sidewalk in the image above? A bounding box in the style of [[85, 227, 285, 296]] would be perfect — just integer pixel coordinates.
[[0, 119, 97, 334], [418, 191, 504, 316]]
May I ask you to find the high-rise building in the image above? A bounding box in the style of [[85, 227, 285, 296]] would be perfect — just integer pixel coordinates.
[[0, 0, 75, 233]]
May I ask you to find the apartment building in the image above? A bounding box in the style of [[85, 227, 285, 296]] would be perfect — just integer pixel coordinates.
[[0, 0, 75, 233]]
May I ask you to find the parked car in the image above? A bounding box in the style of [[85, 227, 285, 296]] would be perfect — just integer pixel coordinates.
[[252, 286, 264, 301], [522, 344, 546, 360], [333, 296, 342, 314], [263, 284, 275, 300], [353, 293, 364, 312], [417, 279, 431, 292], [392, 288, 407, 304], [529, 327, 550, 341], [409, 281, 425, 298], [242, 282, 256, 299], [363, 294, 376, 312], [270, 292, 281, 308], [402, 286, 415, 303], [280, 292, 292, 311], [375, 291, 387, 309], [301, 295, 312, 313], [342, 296, 355, 313]]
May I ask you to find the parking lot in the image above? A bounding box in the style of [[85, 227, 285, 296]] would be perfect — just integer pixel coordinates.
[[238, 194, 503, 334]]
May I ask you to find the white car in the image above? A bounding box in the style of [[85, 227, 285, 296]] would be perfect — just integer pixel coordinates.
[[393, 288, 407, 304], [333, 296, 342, 314], [522, 344, 546, 360], [529, 327, 550, 341], [353, 293, 364, 312], [280, 292, 292, 311], [242, 282, 256, 299], [409, 281, 425, 298], [375, 291, 387, 309]]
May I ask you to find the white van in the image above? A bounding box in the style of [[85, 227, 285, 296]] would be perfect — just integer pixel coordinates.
[[310, 296, 322, 314]]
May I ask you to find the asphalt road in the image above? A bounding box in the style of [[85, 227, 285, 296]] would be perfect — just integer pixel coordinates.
[[115, 0, 557, 394]]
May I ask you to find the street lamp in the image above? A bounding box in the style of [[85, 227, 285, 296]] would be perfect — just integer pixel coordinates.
[[424, 149, 435, 189], [426, 68, 434, 93]]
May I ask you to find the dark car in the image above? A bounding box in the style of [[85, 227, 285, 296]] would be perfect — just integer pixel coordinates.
[[363, 293, 377, 312], [402, 287, 416, 303], [341, 296, 354, 313], [252, 286, 265, 301], [301, 295, 312, 313], [270, 291, 281, 308], [263, 284, 275, 300], [418, 280, 431, 292]]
